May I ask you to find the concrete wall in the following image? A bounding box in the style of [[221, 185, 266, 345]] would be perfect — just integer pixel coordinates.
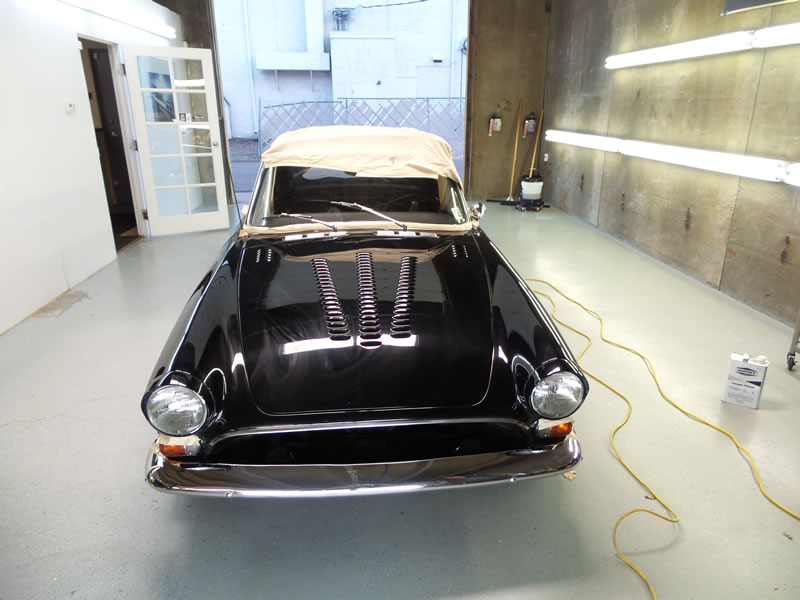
[[542, 0, 800, 322], [0, 0, 182, 334], [213, 0, 468, 139], [464, 0, 550, 202]]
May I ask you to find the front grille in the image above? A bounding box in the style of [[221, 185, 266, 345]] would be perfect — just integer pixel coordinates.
[[207, 421, 534, 465]]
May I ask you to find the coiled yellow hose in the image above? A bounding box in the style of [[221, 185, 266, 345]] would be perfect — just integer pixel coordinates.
[[525, 277, 799, 599]]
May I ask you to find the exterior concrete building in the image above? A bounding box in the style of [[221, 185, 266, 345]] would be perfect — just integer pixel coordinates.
[[214, 0, 469, 139]]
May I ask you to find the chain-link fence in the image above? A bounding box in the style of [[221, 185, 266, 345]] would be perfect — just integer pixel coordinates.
[[259, 97, 465, 159]]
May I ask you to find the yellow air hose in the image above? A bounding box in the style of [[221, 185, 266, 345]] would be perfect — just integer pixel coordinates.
[[524, 277, 799, 599]]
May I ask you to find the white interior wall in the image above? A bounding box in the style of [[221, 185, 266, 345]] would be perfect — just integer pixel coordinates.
[[0, 0, 183, 334]]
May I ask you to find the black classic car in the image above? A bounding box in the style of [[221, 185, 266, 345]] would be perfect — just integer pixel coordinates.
[[142, 126, 588, 497]]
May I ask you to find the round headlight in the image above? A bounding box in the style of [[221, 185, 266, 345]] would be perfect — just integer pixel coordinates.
[[530, 372, 585, 419], [145, 385, 208, 436]]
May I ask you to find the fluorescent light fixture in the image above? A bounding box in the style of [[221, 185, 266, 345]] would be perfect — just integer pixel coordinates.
[[543, 130, 621, 153], [620, 140, 787, 181], [752, 22, 800, 48], [605, 22, 800, 69], [57, 0, 177, 39], [605, 31, 753, 69], [785, 164, 800, 187], [545, 129, 800, 186]]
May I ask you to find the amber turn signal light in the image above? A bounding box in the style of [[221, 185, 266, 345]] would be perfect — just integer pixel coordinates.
[[535, 420, 573, 440], [157, 434, 202, 458], [159, 443, 190, 457]]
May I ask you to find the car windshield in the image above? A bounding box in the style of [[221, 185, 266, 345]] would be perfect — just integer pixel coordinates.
[[249, 166, 467, 228]]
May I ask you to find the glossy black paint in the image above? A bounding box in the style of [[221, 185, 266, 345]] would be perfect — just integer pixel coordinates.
[[239, 234, 493, 414], [142, 226, 588, 454]]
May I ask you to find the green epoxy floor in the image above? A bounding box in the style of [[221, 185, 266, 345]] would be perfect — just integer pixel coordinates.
[[0, 205, 797, 599]]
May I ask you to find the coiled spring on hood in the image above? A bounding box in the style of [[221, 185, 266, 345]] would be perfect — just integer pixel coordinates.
[[390, 256, 417, 337], [356, 252, 381, 342], [311, 258, 350, 340]]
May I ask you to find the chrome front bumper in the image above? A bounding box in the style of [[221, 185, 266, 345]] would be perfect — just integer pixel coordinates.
[[145, 434, 581, 498]]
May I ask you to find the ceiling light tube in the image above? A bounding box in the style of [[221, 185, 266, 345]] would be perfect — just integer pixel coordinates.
[[606, 31, 754, 69], [545, 129, 800, 186], [605, 22, 800, 69], [785, 164, 800, 187], [543, 130, 622, 153], [752, 22, 800, 48], [619, 140, 788, 181]]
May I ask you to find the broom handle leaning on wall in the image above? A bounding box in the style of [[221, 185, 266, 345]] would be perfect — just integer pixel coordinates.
[[508, 100, 523, 198], [529, 108, 544, 179]]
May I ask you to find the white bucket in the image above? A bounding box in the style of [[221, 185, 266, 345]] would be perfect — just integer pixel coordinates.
[[521, 179, 543, 200]]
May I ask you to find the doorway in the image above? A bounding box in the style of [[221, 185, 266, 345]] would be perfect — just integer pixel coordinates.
[[78, 37, 141, 252]]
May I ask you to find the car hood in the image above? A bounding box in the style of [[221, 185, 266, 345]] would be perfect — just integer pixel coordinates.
[[237, 232, 493, 415]]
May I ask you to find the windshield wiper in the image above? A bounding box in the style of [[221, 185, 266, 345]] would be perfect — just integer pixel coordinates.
[[330, 201, 408, 231], [263, 213, 338, 231]]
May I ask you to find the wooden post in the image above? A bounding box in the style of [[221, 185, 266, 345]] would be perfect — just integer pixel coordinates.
[[529, 108, 544, 178], [508, 100, 524, 199]]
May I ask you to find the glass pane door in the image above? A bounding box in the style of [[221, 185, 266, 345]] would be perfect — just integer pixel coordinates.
[[125, 47, 228, 236]]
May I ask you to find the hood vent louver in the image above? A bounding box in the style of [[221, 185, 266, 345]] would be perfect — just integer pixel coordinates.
[[255, 248, 274, 263], [311, 258, 351, 340], [310, 254, 418, 344], [356, 252, 382, 347], [390, 256, 417, 338], [450, 243, 469, 259]]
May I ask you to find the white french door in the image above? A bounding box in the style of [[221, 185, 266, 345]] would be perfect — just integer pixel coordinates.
[[125, 46, 229, 236]]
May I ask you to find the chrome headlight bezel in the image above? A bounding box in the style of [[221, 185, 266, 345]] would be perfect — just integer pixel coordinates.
[[144, 383, 209, 436], [511, 356, 588, 420], [529, 371, 586, 420]]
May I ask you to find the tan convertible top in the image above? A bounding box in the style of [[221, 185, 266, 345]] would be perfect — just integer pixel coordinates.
[[260, 126, 462, 185]]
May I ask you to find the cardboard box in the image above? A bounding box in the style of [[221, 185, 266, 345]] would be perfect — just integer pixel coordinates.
[[723, 353, 769, 409]]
